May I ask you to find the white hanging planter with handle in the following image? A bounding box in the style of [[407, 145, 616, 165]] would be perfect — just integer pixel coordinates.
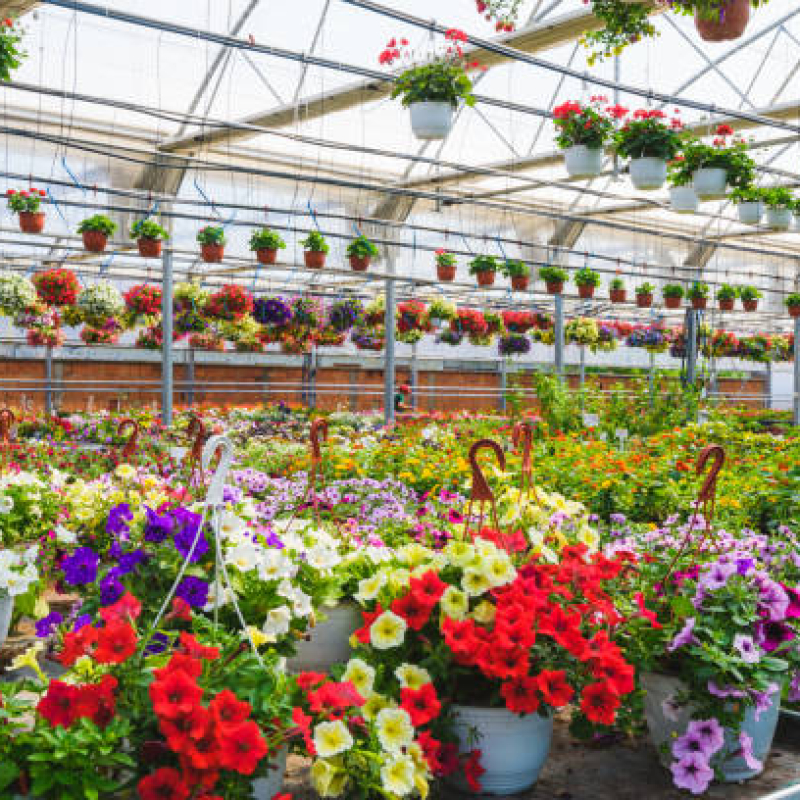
[[287, 602, 360, 673], [251, 746, 288, 799], [0, 591, 13, 646], [693, 167, 728, 199], [563, 145, 603, 178], [737, 201, 763, 225], [765, 207, 792, 231], [669, 186, 698, 213], [409, 101, 454, 140], [629, 157, 667, 190]]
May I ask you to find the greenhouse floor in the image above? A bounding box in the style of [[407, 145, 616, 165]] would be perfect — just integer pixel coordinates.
[[283, 719, 800, 800]]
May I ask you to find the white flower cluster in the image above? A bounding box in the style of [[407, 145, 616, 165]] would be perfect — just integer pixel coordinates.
[[0, 546, 39, 597], [77, 281, 124, 325], [0, 271, 37, 316]]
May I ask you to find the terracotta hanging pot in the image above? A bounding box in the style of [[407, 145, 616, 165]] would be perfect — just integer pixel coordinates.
[[636, 293, 653, 309], [664, 296, 682, 310], [610, 289, 626, 303], [137, 238, 162, 258], [304, 250, 326, 269], [511, 275, 529, 291], [718, 298, 735, 312], [349, 255, 370, 272], [578, 284, 595, 299], [546, 281, 564, 295], [476, 270, 496, 287], [743, 299, 758, 312], [255, 248, 278, 265], [201, 243, 224, 263], [789, 304, 800, 319], [437, 263, 456, 282], [82, 230, 108, 253], [691, 296, 708, 310], [18, 211, 45, 234], [695, 0, 750, 42]]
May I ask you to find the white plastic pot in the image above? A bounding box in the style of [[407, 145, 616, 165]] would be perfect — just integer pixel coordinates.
[[251, 746, 288, 799], [737, 201, 763, 225], [669, 186, 699, 213], [449, 705, 553, 795], [409, 102, 454, 140], [766, 207, 792, 231], [563, 145, 604, 179], [287, 603, 360, 673], [794, 213, 800, 231], [692, 167, 728, 199], [0, 591, 13, 646], [642, 673, 780, 783], [629, 157, 667, 190]]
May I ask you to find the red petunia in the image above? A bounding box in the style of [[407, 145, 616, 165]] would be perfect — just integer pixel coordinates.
[[308, 681, 365, 712], [391, 591, 433, 631], [216, 719, 268, 775], [500, 676, 540, 714], [409, 570, 447, 605], [354, 605, 384, 644], [291, 706, 315, 755], [160, 705, 212, 753], [37, 680, 80, 728], [59, 624, 99, 666], [592, 657, 635, 696], [417, 731, 443, 773], [183, 715, 221, 772], [155, 654, 204, 681], [634, 592, 662, 629], [168, 596, 192, 621], [75, 674, 118, 728], [209, 689, 251, 728], [150, 670, 204, 720], [138, 768, 190, 800], [580, 682, 621, 726], [179, 632, 220, 661], [295, 671, 327, 691], [400, 683, 441, 726], [94, 620, 137, 664], [535, 670, 574, 708], [100, 592, 142, 623]]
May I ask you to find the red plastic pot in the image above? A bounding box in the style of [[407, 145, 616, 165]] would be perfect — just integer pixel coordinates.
[[349, 255, 370, 272], [718, 298, 735, 312], [437, 263, 456, 282], [789, 305, 800, 318], [743, 299, 758, 312], [691, 296, 708, 310], [304, 250, 326, 269], [255, 248, 278, 265], [511, 275, 529, 291], [664, 295, 682, 310], [578, 284, 595, 299], [609, 289, 626, 304], [636, 293, 653, 309], [546, 281, 564, 295], [476, 270, 496, 287], [19, 211, 45, 234], [82, 230, 108, 253], [695, 0, 750, 42], [137, 238, 162, 258], [201, 243, 224, 263]]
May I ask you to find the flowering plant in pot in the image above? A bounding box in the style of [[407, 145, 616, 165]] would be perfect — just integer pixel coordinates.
[[472, 0, 521, 31], [683, 127, 755, 199], [346, 234, 379, 272], [435, 249, 457, 282], [716, 284, 738, 312], [540, 265, 568, 294], [302, 230, 330, 269], [730, 186, 765, 225], [688, 282, 709, 310], [397, 299, 431, 335], [197, 225, 227, 263], [328, 296, 364, 332], [427, 296, 456, 324], [347, 537, 636, 794], [130, 219, 169, 258], [76, 281, 124, 327], [612, 519, 800, 794], [76, 214, 117, 253], [80, 320, 121, 346], [0, 16, 25, 82], [739, 285, 762, 312], [609, 276, 626, 303], [761, 186, 795, 231], [552, 97, 619, 178], [32, 267, 80, 307], [669, 0, 757, 42], [452, 307, 488, 336], [206, 284, 254, 322], [502, 258, 530, 291], [249, 227, 286, 265], [667, 156, 699, 213], [662, 284, 685, 310], [612, 109, 683, 190], [786, 292, 800, 318], [468, 255, 499, 288], [7, 187, 47, 233], [574, 266, 600, 299], [498, 333, 531, 356], [580, 1, 657, 65], [502, 310, 536, 333], [123, 283, 162, 323], [382, 29, 480, 140], [635, 282, 656, 308]]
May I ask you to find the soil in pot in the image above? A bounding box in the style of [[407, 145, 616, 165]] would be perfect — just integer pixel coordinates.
[[546, 281, 564, 295], [304, 250, 326, 269], [578, 285, 595, 299], [718, 298, 735, 312], [349, 255, 370, 272], [137, 238, 162, 258], [610, 289, 626, 303], [437, 264, 456, 282], [18, 212, 45, 234], [82, 230, 108, 253], [636, 294, 653, 308], [695, 0, 750, 42], [511, 275, 529, 291], [201, 243, 224, 263], [664, 296, 682, 310], [476, 271, 496, 287], [255, 248, 278, 265]]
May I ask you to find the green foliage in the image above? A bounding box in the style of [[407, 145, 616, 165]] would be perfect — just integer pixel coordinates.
[[468, 254, 499, 275], [786, 292, 800, 308], [682, 138, 756, 189], [613, 114, 683, 161], [391, 61, 474, 107], [667, 155, 694, 188], [716, 284, 737, 301], [435, 249, 456, 267], [501, 259, 529, 278], [574, 267, 600, 287], [0, 18, 25, 83], [346, 235, 379, 258], [196, 225, 226, 245], [552, 100, 614, 149], [302, 230, 330, 253], [739, 285, 762, 302], [636, 282, 655, 295], [662, 284, 684, 299], [249, 227, 286, 251], [761, 186, 795, 209], [688, 281, 709, 299], [129, 219, 169, 241], [539, 265, 568, 283], [729, 186, 765, 204], [581, 1, 656, 65], [610, 277, 625, 290], [77, 215, 117, 236]]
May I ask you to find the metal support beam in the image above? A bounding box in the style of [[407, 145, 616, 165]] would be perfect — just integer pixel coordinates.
[[383, 258, 397, 427], [499, 358, 507, 413], [44, 346, 53, 416], [161, 248, 174, 426], [685, 309, 698, 388], [186, 347, 195, 407], [410, 341, 418, 411], [794, 315, 800, 426], [554, 293, 564, 378]]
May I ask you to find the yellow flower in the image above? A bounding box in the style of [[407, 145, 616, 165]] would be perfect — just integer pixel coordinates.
[[356, 573, 386, 603], [313, 720, 354, 758], [440, 586, 469, 620], [10, 641, 45, 681], [246, 626, 269, 648], [485, 555, 516, 588], [343, 658, 376, 695], [380, 755, 416, 797], [388, 568, 411, 594], [114, 464, 136, 481], [394, 663, 431, 690], [398, 544, 430, 568], [370, 611, 407, 650], [471, 600, 496, 625], [376, 708, 414, 754], [362, 691, 392, 720], [462, 568, 490, 597], [444, 540, 474, 568], [311, 758, 349, 798]]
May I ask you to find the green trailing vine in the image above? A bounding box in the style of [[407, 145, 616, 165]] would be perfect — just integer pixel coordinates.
[[581, 1, 656, 65]]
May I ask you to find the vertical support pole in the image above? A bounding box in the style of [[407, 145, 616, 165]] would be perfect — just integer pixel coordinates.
[[383, 257, 397, 427], [45, 345, 53, 416], [310, 346, 318, 410], [161, 247, 174, 427], [187, 347, 196, 407], [794, 315, 800, 426], [301, 352, 310, 408], [554, 293, 565, 378], [410, 341, 419, 411], [648, 350, 655, 408], [686, 309, 698, 387], [499, 357, 507, 413], [765, 360, 772, 411], [579, 345, 586, 388]]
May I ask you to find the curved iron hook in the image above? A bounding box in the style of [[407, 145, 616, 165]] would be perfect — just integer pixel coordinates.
[[466, 439, 505, 534], [185, 415, 206, 484], [310, 418, 329, 464], [0, 409, 15, 444], [512, 421, 534, 496], [116, 418, 140, 461]]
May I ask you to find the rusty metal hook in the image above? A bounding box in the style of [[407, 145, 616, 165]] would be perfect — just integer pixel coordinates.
[[465, 439, 505, 534], [0, 408, 15, 470], [512, 421, 534, 496], [186, 414, 206, 486], [116, 418, 140, 462], [310, 418, 329, 465]]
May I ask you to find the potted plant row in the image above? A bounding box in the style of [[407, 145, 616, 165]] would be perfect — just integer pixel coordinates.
[[302, 231, 329, 269], [662, 284, 684, 309], [130, 219, 169, 258], [7, 188, 47, 233], [636, 282, 655, 308], [540, 265, 568, 294], [346, 235, 380, 272], [435, 249, 457, 281], [574, 266, 600, 299], [249, 227, 286, 265], [77, 214, 117, 253]]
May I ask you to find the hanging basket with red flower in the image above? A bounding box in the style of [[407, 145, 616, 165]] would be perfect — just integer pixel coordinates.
[[124, 284, 163, 319], [189, 332, 226, 351], [205, 284, 254, 322], [7, 187, 47, 233], [32, 268, 80, 307], [452, 308, 488, 337], [397, 300, 431, 334]]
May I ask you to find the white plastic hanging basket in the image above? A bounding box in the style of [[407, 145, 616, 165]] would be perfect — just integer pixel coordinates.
[[251, 747, 288, 799], [669, 186, 698, 213], [409, 102, 454, 140], [0, 591, 13, 646], [737, 201, 763, 225], [287, 603, 360, 673], [693, 167, 728, 199], [766, 207, 792, 231], [563, 145, 604, 179], [629, 157, 667, 190]]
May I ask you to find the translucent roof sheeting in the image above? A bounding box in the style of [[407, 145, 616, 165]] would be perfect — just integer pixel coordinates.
[[0, 0, 799, 330]]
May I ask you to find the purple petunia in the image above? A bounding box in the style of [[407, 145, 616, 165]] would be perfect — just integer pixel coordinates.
[[733, 633, 760, 664], [117, 549, 148, 576], [176, 576, 209, 608], [670, 753, 714, 795], [707, 680, 746, 699], [99, 573, 125, 606], [73, 613, 92, 632], [35, 611, 63, 639], [738, 731, 762, 772], [672, 730, 712, 761], [62, 547, 99, 586], [698, 560, 736, 592], [106, 503, 134, 537], [173, 508, 207, 563], [144, 506, 174, 543], [755, 619, 795, 653], [686, 718, 725, 756], [668, 617, 696, 652]]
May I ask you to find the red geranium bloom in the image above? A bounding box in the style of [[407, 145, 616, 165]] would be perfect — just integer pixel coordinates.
[[216, 719, 268, 775], [391, 591, 433, 631], [500, 676, 540, 714], [179, 632, 220, 661], [580, 681, 621, 726], [138, 768, 190, 800], [536, 670, 574, 708], [37, 680, 80, 728], [150, 670, 204, 720], [209, 689, 251, 728], [400, 683, 441, 726], [94, 620, 137, 664]]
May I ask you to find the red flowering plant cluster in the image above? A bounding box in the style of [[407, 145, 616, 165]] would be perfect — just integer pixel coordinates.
[[612, 108, 684, 161], [552, 96, 621, 150], [502, 311, 537, 333], [473, 0, 522, 32], [6, 187, 46, 213], [397, 300, 431, 334], [346, 536, 638, 791], [32, 267, 80, 307], [205, 284, 254, 322], [451, 307, 488, 336], [80, 318, 122, 346], [0, 592, 295, 799], [681, 124, 756, 190], [124, 283, 163, 320]]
